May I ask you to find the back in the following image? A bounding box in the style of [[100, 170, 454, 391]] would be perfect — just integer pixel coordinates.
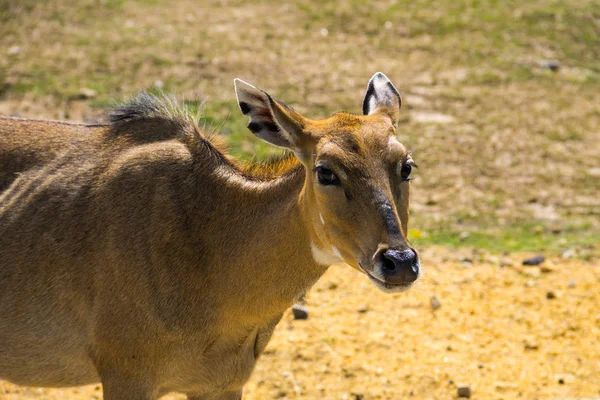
[[0, 117, 101, 192]]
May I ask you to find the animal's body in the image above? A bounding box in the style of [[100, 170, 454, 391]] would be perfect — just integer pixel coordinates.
[[0, 74, 420, 399]]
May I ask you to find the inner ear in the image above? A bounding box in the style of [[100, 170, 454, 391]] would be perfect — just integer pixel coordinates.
[[362, 72, 402, 126], [234, 79, 305, 150]]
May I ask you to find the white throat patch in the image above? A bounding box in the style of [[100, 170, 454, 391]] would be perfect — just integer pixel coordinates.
[[332, 246, 342, 258], [310, 242, 343, 266]]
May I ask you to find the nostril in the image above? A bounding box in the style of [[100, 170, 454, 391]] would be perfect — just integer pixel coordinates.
[[381, 249, 417, 271], [381, 254, 397, 272], [378, 249, 419, 284]]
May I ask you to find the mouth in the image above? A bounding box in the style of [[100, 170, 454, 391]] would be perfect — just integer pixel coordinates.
[[358, 262, 417, 293]]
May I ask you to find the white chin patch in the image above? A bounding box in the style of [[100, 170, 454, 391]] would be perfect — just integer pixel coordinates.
[[311, 242, 344, 266], [367, 275, 413, 293]]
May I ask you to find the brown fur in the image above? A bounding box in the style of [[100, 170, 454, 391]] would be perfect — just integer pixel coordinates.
[[0, 76, 417, 400]]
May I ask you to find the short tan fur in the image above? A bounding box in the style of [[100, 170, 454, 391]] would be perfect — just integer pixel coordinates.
[[0, 73, 419, 400]]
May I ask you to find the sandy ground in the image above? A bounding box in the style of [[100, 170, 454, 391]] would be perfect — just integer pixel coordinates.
[[1, 246, 598, 400]]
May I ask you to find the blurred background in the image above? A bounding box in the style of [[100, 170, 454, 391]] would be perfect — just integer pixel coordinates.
[[1, 0, 599, 399]]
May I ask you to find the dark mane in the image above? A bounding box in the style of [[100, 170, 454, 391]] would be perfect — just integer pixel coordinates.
[[107, 91, 303, 181], [107, 90, 199, 125]]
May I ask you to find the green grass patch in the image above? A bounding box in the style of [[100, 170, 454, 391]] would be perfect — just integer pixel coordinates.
[[410, 223, 599, 258]]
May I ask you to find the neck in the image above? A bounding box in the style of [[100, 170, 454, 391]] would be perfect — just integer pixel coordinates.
[[193, 163, 332, 324]]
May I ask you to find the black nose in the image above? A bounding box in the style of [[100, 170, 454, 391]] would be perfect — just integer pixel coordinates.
[[381, 249, 419, 283]]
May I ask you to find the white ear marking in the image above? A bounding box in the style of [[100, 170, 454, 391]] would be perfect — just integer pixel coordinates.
[[362, 72, 402, 126], [233, 78, 294, 148]]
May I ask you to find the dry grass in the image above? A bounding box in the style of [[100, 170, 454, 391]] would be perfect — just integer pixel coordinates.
[[1, 0, 599, 252]]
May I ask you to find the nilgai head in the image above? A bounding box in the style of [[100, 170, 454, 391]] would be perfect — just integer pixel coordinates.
[[235, 72, 419, 293]]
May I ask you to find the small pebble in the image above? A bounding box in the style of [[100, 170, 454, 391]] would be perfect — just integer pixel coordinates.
[[523, 255, 545, 266], [546, 291, 556, 300], [7, 45, 20, 55], [495, 381, 518, 390], [568, 280, 576, 288], [357, 304, 369, 313], [500, 258, 514, 267], [562, 248, 576, 259], [539, 60, 561, 71], [291, 304, 309, 320], [430, 295, 442, 310], [540, 264, 556, 273], [523, 267, 541, 278], [457, 385, 472, 398], [555, 373, 575, 385], [78, 88, 97, 99], [524, 338, 539, 350], [487, 256, 499, 265]]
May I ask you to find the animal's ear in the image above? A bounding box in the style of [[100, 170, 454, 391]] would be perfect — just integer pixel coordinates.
[[234, 79, 306, 150], [362, 72, 402, 126]]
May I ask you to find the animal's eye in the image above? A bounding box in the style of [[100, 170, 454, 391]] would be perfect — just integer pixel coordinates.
[[315, 166, 340, 186], [400, 164, 412, 181]]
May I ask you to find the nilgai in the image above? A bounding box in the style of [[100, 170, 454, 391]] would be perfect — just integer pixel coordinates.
[[0, 73, 420, 399]]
